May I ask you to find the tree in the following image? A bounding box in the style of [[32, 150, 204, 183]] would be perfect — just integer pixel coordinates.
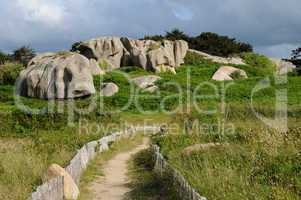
[[290, 47, 301, 75], [0, 51, 11, 65], [143, 35, 165, 41], [144, 29, 253, 57], [190, 32, 253, 57], [13, 46, 36, 66], [165, 28, 190, 41], [71, 41, 82, 52], [291, 47, 301, 61]]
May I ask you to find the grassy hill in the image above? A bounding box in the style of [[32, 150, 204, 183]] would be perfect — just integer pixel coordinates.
[[0, 52, 300, 199]]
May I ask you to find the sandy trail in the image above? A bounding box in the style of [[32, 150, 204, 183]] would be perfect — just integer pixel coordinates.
[[87, 138, 148, 200]]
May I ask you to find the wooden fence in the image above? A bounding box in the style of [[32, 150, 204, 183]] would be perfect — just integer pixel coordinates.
[[152, 145, 207, 200], [28, 126, 160, 200]]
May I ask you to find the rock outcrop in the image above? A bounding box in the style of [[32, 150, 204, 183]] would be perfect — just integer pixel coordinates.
[[45, 164, 79, 200], [100, 82, 119, 97], [270, 58, 296, 75], [212, 66, 248, 81], [73, 37, 125, 70], [183, 143, 229, 154], [132, 75, 161, 92], [17, 52, 99, 99], [73, 37, 188, 73], [188, 49, 246, 65]]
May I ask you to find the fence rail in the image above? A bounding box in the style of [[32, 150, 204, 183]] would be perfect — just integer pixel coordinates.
[[28, 126, 160, 200], [152, 145, 207, 200]]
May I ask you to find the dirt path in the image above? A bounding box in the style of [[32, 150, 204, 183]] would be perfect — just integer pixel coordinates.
[[87, 138, 149, 200]]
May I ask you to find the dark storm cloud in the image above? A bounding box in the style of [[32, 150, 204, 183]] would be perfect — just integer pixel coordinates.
[[0, 0, 300, 57]]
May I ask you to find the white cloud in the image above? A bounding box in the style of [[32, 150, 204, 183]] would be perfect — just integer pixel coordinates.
[[16, 0, 67, 26], [165, 0, 194, 21], [0, 0, 300, 57]]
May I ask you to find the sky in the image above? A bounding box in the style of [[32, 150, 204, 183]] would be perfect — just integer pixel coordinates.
[[0, 0, 300, 58]]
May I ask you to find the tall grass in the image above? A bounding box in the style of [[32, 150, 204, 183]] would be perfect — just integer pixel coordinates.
[[153, 104, 301, 199]]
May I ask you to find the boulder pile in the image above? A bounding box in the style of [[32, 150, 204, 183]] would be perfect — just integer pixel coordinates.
[[73, 37, 188, 73], [188, 49, 246, 65]]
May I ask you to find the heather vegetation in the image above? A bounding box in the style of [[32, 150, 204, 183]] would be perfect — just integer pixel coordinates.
[[0, 35, 300, 200]]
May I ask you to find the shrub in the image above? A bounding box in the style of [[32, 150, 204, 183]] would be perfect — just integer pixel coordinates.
[[144, 29, 253, 57], [230, 71, 244, 80], [190, 32, 253, 57], [240, 52, 275, 69], [184, 51, 213, 66], [70, 41, 82, 52], [143, 35, 165, 41], [13, 46, 36, 66], [99, 59, 109, 70], [147, 43, 161, 52], [290, 47, 301, 76], [165, 28, 190, 41], [0, 62, 24, 84], [0, 51, 11, 65]]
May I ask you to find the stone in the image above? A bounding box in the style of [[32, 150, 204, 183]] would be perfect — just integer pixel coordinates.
[[73, 37, 189, 73], [45, 164, 79, 200], [212, 66, 248, 81], [89, 59, 105, 75], [174, 40, 189, 66], [145, 85, 158, 93], [188, 49, 246, 65], [155, 64, 177, 74], [100, 82, 119, 97], [270, 58, 296, 75], [122, 38, 188, 73], [132, 75, 161, 92], [73, 37, 127, 71], [16, 52, 96, 99]]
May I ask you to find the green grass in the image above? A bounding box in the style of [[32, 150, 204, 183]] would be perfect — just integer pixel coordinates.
[[98, 59, 110, 70], [0, 52, 300, 200], [0, 62, 24, 85], [152, 102, 301, 200], [78, 135, 145, 200], [125, 148, 180, 200]]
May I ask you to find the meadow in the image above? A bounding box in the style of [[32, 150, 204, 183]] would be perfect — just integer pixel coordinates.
[[0, 52, 300, 199]]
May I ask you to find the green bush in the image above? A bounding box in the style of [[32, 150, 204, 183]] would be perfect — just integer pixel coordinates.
[[0, 62, 24, 84], [184, 51, 213, 66], [240, 52, 274, 69], [99, 59, 109, 70], [190, 32, 253, 57], [0, 51, 11, 65], [13, 46, 36, 66], [144, 30, 253, 57], [230, 71, 244, 80]]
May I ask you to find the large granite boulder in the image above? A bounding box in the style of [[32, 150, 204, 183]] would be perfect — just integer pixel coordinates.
[[122, 38, 188, 73], [17, 52, 98, 99], [73, 37, 188, 73], [45, 164, 79, 200], [132, 75, 161, 92], [73, 37, 126, 71], [212, 66, 248, 81], [270, 58, 296, 75], [188, 49, 246, 65]]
